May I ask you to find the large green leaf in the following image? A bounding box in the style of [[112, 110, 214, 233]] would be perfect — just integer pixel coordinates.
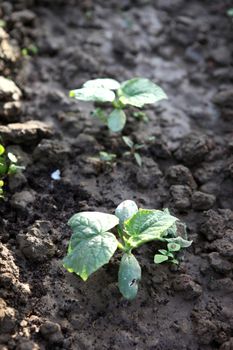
[[83, 78, 120, 90], [115, 200, 138, 228], [124, 209, 178, 248], [63, 212, 119, 280], [107, 109, 126, 132], [117, 78, 167, 108], [68, 212, 119, 251], [63, 232, 118, 281], [70, 87, 115, 102]]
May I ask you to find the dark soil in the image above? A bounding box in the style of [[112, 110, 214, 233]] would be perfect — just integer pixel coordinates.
[[0, 1, 233, 349]]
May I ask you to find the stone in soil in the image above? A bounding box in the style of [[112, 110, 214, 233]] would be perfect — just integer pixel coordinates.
[[33, 138, 71, 166], [206, 230, 233, 260], [208, 252, 232, 274], [0, 76, 22, 121], [0, 120, 53, 144], [40, 321, 63, 344], [200, 209, 233, 241], [174, 133, 214, 165], [170, 185, 192, 210], [213, 88, 233, 120], [17, 221, 56, 262], [10, 190, 36, 212], [166, 164, 197, 189], [0, 27, 19, 66], [172, 274, 202, 300], [0, 298, 17, 334], [191, 191, 216, 210], [0, 243, 31, 302]]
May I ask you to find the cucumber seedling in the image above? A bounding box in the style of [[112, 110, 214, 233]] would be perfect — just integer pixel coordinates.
[[69, 77, 167, 132], [0, 144, 25, 198], [63, 200, 192, 300]]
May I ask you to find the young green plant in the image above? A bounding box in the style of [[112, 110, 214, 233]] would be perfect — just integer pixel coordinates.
[[0, 144, 25, 197], [122, 136, 145, 166], [69, 78, 167, 132], [63, 200, 192, 300]]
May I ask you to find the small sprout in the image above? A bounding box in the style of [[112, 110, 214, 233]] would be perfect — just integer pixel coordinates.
[[133, 111, 149, 123], [69, 77, 167, 133], [51, 169, 61, 181], [0, 144, 25, 197], [99, 151, 116, 163], [21, 44, 38, 57], [122, 136, 144, 167], [63, 200, 191, 299], [154, 234, 191, 266]]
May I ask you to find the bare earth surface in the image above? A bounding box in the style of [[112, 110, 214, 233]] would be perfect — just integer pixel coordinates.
[[0, 1, 233, 349]]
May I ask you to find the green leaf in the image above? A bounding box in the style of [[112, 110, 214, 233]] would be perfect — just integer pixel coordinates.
[[158, 249, 168, 255], [63, 212, 119, 280], [8, 164, 25, 175], [165, 236, 192, 248], [124, 209, 178, 249], [63, 232, 118, 281], [0, 180, 4, 187], [122, 136, 134, 149], [83, 78, 120, 90], [0, 145, 5, 156], [70, 87, 115, 103], [0, 158, 7, 175], [134, 153, 142, 167], [107, 109, 126, 132], [118, 78, 167, 108], [171, 259, 179, 265], [167, 243, 181, 252], [118, 253, 141, 300], [7, 152, 17, 163], [227, 8, 233, 16], [115, 200, 138, 228], [154, 254, 169, 264], [99, 151, 116, 162]]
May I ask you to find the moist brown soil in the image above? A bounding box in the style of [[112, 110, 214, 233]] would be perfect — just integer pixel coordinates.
[[0, 1, 233, 349]]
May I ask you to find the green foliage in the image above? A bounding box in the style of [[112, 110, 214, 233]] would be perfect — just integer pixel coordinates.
[[21, 44, 38, 57], [227, 8, 233, 16], [118, 78, 167, 108], [108, 109, 126, 132], [122, 136, 144, 166], [0, 144, 25, 198], [63, 200, 192, 299], [99, 151, 117, 163], [69, 77, 167, 132]]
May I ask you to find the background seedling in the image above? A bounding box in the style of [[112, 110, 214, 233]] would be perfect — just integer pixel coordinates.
[[63, 200, 192, 300], [69, 77, 167, 133], [0, 144, 25, 197], [99, 151, 117, 164], [122, 136, 144, 166], [122, 135, 156, 166], [21, 44, 38, 57]]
